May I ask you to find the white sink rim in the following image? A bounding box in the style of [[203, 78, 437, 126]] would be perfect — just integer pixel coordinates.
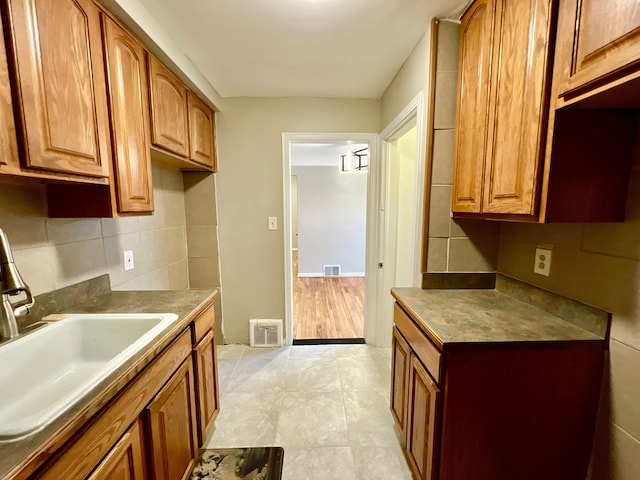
[[0, 312, 179, 441]]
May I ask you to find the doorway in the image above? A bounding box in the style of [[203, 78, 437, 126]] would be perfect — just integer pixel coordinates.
[[374, 93, 426, 348], [282, 134, 379, 345]]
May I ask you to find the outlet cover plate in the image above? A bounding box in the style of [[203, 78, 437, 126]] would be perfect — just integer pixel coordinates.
[[534, 247, 551, 276], [123, 250, 135, 271]]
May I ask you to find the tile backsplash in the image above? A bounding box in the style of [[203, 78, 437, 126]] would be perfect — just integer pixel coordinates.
[[0, 163, 189, 296]]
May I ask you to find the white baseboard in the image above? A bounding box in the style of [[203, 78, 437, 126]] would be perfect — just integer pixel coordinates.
[[297, 272, 365, 278]]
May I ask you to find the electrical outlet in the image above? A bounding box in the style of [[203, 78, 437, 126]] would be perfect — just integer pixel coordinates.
[[123, 250, 135, 271], [268, 216, 278, 230], [534, 247, 551, 276]]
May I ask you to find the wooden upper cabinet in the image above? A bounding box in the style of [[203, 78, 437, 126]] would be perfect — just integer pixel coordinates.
[[0, 15, 19, 173], [148, 55, 190, 158], [102, 14, 153, 213], [561, 0, 640, 97], [4, 0, 110, 178], [482, 0, 554, 215], [188, 91, 217, 170], [451, 0, 554, 218], [451, 0, 493, 213]]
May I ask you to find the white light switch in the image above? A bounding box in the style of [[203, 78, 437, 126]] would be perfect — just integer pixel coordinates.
[[268, 217, 278, 230], [123, 250, 135, 271], [533, 247, 551, 276]]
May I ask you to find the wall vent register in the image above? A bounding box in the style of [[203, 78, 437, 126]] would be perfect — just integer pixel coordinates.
[[323, 265, 341, 276], [249, 319, 283, 348]]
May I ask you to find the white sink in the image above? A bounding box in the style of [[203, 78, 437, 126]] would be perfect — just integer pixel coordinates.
[[0, 313, 179, 441]]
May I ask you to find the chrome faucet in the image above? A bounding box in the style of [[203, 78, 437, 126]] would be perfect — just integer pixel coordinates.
[[0, 228, 34, 340]]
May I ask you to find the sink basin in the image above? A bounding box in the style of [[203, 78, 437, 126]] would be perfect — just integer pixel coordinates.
[[0, 313, 179, 441]]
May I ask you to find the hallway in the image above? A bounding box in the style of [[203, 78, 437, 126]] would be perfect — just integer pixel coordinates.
[[292, 251, 365, 340], [205, 344, 412, 479]]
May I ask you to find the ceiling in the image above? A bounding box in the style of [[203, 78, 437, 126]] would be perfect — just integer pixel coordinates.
[[139, 0, 465, 98]]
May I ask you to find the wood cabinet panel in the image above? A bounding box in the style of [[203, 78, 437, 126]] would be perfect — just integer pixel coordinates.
[[393, 304, 442, 383], [188, 91, 216, 170], [148, 55, 190, 158], [563, 0, 640, 95], [451, 0, 492, 213], [35, 330, 192, 480], [391, 300, 605, 480], [5, 0, 110, 178], [193, 330, 220, 445], [87, 419, 146, 480], [192, 304, 215, 345], [482, 0, 554, 215], [147, 358, 198, 480], [0, 15, 18, 173], [406, 355, 440, 480], [102, 14, 153, 214], [390, 327, 411, 442]]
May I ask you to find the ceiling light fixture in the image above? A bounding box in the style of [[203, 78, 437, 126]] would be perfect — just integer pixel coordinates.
[[339, 147, 368, 173]]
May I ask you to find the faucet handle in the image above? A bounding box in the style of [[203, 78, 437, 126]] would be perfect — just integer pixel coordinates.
[[11, 289, 35, 317]]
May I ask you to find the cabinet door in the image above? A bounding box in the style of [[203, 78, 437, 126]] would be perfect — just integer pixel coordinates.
[[188, 92, 216, 170], [102, 15, 153, 213], [390, 327, 411, 442], [5, 0, 110, 178], [146, 359, 198, 480], [563, 0, 640, 95], [87, 419, 146, 480], [148, 56, 190, 158], [406, 355, 441, 480], [0, 15, 19, 174], [451, 0, 493, 213], [193, 329, 220, 445], [481, 0, 554, 215]]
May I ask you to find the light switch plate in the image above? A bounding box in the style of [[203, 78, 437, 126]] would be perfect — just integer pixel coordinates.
[[268, 216, 277, 230], [123, 250, 135, 271], [534, 247, 551, 276]]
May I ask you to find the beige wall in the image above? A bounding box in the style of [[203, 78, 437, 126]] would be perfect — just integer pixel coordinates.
[[183, 172, 223, 341], [0, 164, 189, 297], [498, 152, 640, 479], [380, 28, 431, 130], [216, 97, 380, 343], [426, 20, 500, 273]]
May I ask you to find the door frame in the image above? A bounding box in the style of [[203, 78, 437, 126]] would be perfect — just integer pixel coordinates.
[[374, 92, 426, 348], [282, 132, 379, 345]]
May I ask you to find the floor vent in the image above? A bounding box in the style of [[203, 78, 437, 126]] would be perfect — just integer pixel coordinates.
[[249, 319, 283, 347], [323, 265, 341, 276]]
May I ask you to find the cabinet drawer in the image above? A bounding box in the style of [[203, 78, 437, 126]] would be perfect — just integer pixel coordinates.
[[394, 304, 442, 384], [192, 304, 215, 344]]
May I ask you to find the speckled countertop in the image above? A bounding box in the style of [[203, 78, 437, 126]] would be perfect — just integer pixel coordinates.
[[391, 287, 605, 350], [0, 285, 217, 480]]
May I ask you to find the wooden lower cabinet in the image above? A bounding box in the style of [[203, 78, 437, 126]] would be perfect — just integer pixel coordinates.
[[87, 419, 146, 480], [391, 302, 605, 480], [193, 329, 220, 445], [32, 300, 219, 480], [405, 355, 441, 480], [146, 358, 198, 480], [390, 327, 411, 440]]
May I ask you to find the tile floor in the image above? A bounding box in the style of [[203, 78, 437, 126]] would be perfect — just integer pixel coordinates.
[[204, 344, 413, 480]]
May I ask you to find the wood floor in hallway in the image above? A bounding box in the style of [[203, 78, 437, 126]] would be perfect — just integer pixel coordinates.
[[293, 250, 365, 339]]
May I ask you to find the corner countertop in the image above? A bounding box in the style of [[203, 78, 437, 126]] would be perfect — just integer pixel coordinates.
[[391, 287, 605, 350], [1, 287, 217, 480]]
